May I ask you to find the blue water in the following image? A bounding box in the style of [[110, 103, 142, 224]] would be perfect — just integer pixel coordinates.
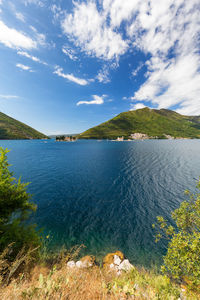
[[1, 139, 200, 266]]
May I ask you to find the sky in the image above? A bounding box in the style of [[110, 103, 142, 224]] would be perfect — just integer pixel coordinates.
[[0, 0, 200, 135]]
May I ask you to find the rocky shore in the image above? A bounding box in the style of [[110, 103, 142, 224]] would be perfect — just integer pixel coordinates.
[[67, 251, 134, 275]]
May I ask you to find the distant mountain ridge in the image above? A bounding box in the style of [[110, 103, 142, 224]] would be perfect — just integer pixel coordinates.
[[79, 108, 200, 139], [0, 112, 48, 140]]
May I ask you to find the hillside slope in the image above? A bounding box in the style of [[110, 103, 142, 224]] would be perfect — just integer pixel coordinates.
[[79, 108, 200, 139], [0, 112, 48, 140]]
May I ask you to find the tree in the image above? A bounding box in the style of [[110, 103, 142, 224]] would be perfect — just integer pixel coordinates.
[[0, 147, 40, 257], [154, 179, 200, 286]]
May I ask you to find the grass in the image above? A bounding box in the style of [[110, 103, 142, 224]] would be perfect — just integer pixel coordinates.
[[0, 112, 48, 140], [0, 245, 200, 299], [79, 108, 200, 139]]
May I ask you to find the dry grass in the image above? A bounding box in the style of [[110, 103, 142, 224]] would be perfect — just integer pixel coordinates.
[[0, 262, 200, 300], [0, 244, 200, 300]]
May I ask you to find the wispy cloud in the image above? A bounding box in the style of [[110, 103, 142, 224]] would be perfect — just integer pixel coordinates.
[[131, 63, 144, 77], [0, 94, 19, 99], [0, 20, 36, 49], [24, 0, 44, 7], [17, 51, 47, 65], [50, 4, 64, 22], [77, 95, 105, 106], [16, 63, 32, 72], [62, 45, 78, 61], [29, 24, 47, 47], [15, 12, 25, 22], [96, 65, 110, 83], [53, 66, 89, 86]]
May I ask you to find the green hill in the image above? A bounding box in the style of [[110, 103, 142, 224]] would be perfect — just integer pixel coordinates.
[[79, 108, 200, 139], [0, 112, 48, 140]]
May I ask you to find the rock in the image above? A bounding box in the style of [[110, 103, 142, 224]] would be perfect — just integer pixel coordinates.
[[80, 255, 95, 268], [113, 255, 121, 266], [103, 251, 124, 268], [76, 261, 83, 268], [118, 259, 134, 272], [67, 261, 76, 268]]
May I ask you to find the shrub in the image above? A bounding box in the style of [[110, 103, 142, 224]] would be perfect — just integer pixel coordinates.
[[0, 147, 40, 258], [154, 179, 200, 286]]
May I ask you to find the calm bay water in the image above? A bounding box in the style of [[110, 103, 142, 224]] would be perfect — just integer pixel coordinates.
[[1, 139, 200, 266]]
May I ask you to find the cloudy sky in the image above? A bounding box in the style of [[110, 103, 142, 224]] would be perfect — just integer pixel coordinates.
[[0, 0, 200, 134]]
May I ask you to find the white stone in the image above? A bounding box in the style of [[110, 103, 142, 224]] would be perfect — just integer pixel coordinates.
[[110, 263, 115, 269], [76, 261, 83, 268], [113, 255, 121, 265], [118, 259, 134, 271], [67, 261, 76, 268]]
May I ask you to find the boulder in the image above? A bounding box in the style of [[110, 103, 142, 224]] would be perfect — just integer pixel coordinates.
[[67, 261, 76, 268], [103, 251, 124, 268], [76, 261, 83, 268], [118, 259, 134, 272], [113, 255, 121, 266]]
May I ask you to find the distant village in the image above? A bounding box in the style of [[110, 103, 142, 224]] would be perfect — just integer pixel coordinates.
[[115, 133, 175, 141]]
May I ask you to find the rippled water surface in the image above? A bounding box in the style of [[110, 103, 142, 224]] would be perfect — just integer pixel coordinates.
[[1, 139, 200, 266]]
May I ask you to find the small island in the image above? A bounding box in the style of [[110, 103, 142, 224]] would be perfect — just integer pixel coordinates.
[[56, 135, 77, 142]]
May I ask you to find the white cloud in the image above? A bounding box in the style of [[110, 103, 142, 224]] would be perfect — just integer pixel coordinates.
[[24, 0, 45, 7], [29, 25, 37, 32], [53, 66, 89, 86], [127, 0, 200, 115], [17, 50, 47, 65], [50, 4, 63, 21], [77, 95, 105, 106], [96, 65, 110, 83], [130, 103, 147, 111], [35, 32, 46, 47], [62, 1, 128, 60], [16, 63, 32, 71], [0, 94, 19, 99], [0, 20, 36, 49], [62, 45, 78, 61], [132, 55, 200, 115], [131, 63, 144, 77], [15, 12, 25, 22], [61, 0, 200, 115], [29, 24, 47, 47]]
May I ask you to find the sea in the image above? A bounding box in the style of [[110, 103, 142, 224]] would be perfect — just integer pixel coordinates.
[[1, 139, 200, 267]]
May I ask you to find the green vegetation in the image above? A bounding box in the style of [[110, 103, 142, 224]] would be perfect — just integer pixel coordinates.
[[79, 107, 200, 139], [155, 179, 200, 288], [0, 148, 40, 260], [0, 112, 48, 140]]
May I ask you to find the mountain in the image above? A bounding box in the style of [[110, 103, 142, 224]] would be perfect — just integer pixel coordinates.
[[0, 112, 48, 140], [79, 108, 200, 139]]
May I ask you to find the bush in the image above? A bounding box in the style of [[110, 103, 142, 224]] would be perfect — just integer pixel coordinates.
[[155, 179, 200, 286], [0, 147, 40, 258]]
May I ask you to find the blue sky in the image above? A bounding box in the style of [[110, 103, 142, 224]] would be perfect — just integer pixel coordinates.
[[0, 0, 200, 134]]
